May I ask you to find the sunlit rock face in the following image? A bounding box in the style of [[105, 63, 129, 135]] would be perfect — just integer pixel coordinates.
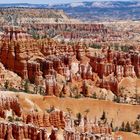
[[45, 75, 58, 96], [0, 93, 21, 118], [0, 25, 140, 96], [130, 52, 140, 77], [64, 115, 112, 140], [0, 27, 39, 79], [0, 122, 49, 140], [26, 23, 108, 40], [0, 7, 139, 140], [23, 111, 65, 128], [2, 26, 32, 41]]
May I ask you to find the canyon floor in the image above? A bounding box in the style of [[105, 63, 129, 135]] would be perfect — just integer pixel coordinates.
[[0, 7, 140, 140], [2, 91, 140, 139]]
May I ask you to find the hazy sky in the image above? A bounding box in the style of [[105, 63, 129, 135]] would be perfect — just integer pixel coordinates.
[[0, 0, 134, 4], [0, 0, 91, 4]]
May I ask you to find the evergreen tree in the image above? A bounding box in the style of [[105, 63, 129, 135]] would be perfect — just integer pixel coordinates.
[[4, 80, 9, 89], [114, 96, 120, 103], [39, 86, 45, 95], [100, 111, 107, 121], [24, 79, 29, 93], [34, 86, 38, 94], [134, 120, 140, 131], [92, 92, 97, 99], [110, 121, 114, 131], [76, 113, 82, 125], [125, 121, 132, 132], [120, 122, 125, 131]]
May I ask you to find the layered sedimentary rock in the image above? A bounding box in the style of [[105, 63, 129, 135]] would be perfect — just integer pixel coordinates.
[[49, 129, 59, 140], [63, 129, 112, 140], [0, 26, 140, 96], [130, 51, 140, 77], [27, 61, 43, 84], [31, 23, 107, 40], [23, 111, 65, 128], [64, 114, 112, 140], [97, 77, 119, 94], [88, 48, 140, 94], [90, 49, 137, 80], [0, 93, 21, 118], [45, 75, 58, 96], [0, 122, 48, 140], [80, 64, 93, 80], [0, 27, 40, 79], [3, 26, 32, 41], [0, 62, 22, 89]]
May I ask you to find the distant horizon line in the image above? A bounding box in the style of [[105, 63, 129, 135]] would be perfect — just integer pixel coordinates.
[[0, 0, 139, 5]]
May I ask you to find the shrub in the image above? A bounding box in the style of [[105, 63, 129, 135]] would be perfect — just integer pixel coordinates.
[[15, 117, 22, 122], [113, 96, 120, 103], [91, 92, 97, 99], [34, 108, 38, 112], [89, 43, 101, 49], [74, 94, 81, 99], [4, 80, 9, 89], [100, 111, 106, 121], [8, 116, 14, 122], [24, 79, 30, 93], [125, 122, 132, 132], [119, 122, 125, 131], [46, 105, 55, 113]]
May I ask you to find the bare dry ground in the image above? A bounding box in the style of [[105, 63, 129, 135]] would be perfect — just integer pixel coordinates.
[[119, 77, 140, 97], [2, 91, 140, 139], [114, 131, 140, 140], [3, 91, 139, 126]]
